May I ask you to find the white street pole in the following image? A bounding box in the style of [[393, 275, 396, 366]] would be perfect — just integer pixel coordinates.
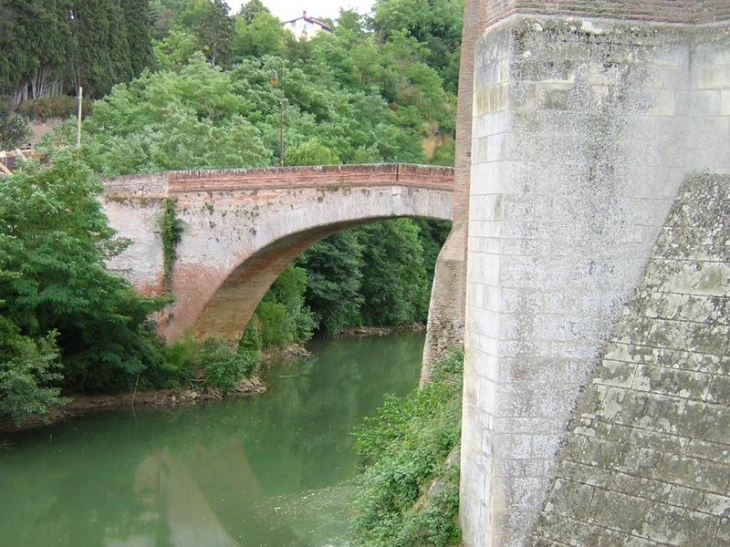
[[76, 86, 83, 149]]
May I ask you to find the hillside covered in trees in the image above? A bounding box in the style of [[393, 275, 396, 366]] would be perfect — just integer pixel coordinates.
[[0, 0, 154, 103], [0, 0, 463, 422]]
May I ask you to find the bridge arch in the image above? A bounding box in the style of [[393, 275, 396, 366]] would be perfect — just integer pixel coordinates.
[[103, 164, 453, 342]]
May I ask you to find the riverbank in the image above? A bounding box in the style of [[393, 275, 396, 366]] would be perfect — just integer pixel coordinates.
[[335, 323, 425, 337], [0, 340, 315, 434], [0, 329, 422, 434], [0, 375, 268, 434]]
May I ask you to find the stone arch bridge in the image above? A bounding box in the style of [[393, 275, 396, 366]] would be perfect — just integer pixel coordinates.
[[103, 163, 453, 342]]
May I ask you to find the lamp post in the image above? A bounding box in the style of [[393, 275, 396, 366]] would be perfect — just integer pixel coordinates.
[[76, 86, 83, 149], [278, 97, 284, 167], [269, 60, 285, 167]]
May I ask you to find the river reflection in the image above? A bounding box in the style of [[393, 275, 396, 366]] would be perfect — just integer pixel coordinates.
[[0, 331, 424, 547]]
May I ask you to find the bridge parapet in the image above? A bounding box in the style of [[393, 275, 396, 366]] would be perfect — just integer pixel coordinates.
[[104, 163, 454, 197], [169, 163, 454, 192], [104, 172, 170, 197]]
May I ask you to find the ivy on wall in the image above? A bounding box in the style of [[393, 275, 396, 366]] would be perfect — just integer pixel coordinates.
[[161, 198, 183, 292]]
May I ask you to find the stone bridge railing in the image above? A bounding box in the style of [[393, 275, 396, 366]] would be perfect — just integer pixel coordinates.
[[104, 163, 454, 196]]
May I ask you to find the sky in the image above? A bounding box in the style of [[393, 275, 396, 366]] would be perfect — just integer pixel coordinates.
[[226, 0, 376, 22]]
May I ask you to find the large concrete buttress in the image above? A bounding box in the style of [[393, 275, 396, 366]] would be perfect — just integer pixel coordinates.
[[460, 1, 730, 546], [421, 0, 480, 380]]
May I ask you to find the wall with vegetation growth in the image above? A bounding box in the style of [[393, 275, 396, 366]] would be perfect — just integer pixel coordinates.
[[103, 165, 453, 343]]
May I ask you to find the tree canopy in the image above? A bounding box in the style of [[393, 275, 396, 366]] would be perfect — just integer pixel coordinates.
[[0, 0, 155, 102], [0, 156, 167, 393]]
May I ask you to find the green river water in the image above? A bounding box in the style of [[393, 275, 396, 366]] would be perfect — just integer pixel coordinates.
[[0, 331, 425, 547]]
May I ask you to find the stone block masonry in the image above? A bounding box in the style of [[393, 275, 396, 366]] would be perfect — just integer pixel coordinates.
[[480, 0, 730, 28], [461, 10, 730, 547], [531, 174, 730, 546]]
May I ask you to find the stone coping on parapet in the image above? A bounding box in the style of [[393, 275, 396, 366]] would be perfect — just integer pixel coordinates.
[[478, 12, 730, 47], [479, 0, 730, 30], [103, 163, 455, 196]]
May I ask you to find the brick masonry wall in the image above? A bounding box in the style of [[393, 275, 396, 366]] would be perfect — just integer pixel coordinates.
[[166, 163, 454, 192], [422, 0, 481, 378], [103, 165, 454, 342], [530, 174, 730, 546], [103, 195, 167, 297], [461, 14, 730, 547]]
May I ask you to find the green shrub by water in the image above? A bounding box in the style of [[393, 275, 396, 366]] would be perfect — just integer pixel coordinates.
[[200, 339, 259, 392], [163, 335, 260, 393], [351, 349, 463, 546]]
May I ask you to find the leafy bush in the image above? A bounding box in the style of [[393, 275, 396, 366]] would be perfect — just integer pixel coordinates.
[[255, 301, 291, 347], [0, 155, 167, 393], [200, 339, 258, 392], [397, 464, 461, 546], [16, 96, 88, 121], [164, 335, 259, 393], [285, 138, 340, 166], [239, 320, 263, 354], [148, 335, 198, 389], [0, 109, 31, 150], [351, 348, 463, 546], [0, 324, 68, 426]]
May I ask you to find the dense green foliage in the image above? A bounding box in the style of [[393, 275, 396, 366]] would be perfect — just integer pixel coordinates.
[[373, 0, 464, 94], [351, 348, 463, 546], [297, 232, 365, 336], [44, 51, 432, 171], [2, 0, 462, 150], [197, 339, 258, 392], [251, 264, 315, 347], [0, 156, 172, 424], [0, 0, 155, 102], [292, 219, 438, 336], [246, 216, 446, 343], [0, 0, 73, 103], [0, 104, 31, 149], [359, 219, 430, 326], [46, 54, 273, 173], [0, 157, 167, 390], [0, 327, 67, 426], [37, 0, 461, 167], [162, 333, 260, 392], [0, 157, 266, 424]]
